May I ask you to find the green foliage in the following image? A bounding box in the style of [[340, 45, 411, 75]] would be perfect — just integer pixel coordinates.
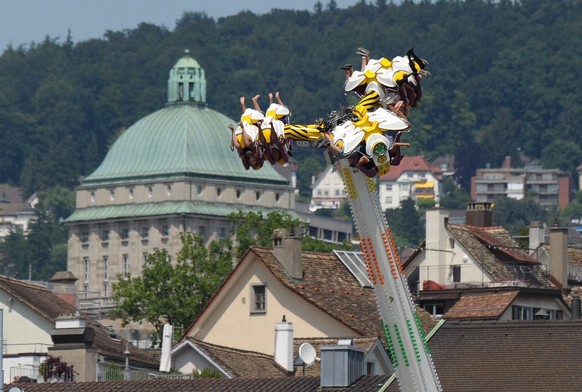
[[229, 211, 301, 259], [439, 177, 471, 210], [193, 368, 222, 378], [229, 210, 353, 257], [385, 198, 424, 250], [1, 0, 579, 198], [39, 354, 76, 382], [301, 236, 355, 253], [560, 191, 582, 221], [110, 232, 233, 341], [0, 206, 67, 280], [491, 196, 548, 235], [416, 198, 436, 210]]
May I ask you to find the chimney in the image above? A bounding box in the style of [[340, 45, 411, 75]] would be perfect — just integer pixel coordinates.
[[502, 156, 511, 169], [48, 271, 79, 307], [549, 222, 568, 291], [320, 342, 365, 388], [49, 313, 98, 382], [465, 202, 492, 227], [274, 316, 294, 372], [272, 227, 302, 279], [425, 209, 450, 284], [528, 221, 546, 253], [571, 292, 581, 320]]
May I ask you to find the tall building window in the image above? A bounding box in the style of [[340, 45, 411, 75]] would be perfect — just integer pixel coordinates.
[[141, 227, 149, 238], [452, 265, 461, 283], [81, 231, 89, 244], [103, 256, 109, 282], [101, 230, 109, 242], [83, 257, 90, 284], [123, 254, 129, 279], [161, 225, 170, 237], [143, 252, 149, 267], [121, 228, 130, 240], [251, 285, 266, 313]]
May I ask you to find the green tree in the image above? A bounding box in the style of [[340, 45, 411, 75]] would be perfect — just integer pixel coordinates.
[[296, 157, 325, 202], [439, 177, 471, 209], [385, 198, 424, 250], [229, 210, 353, 258], [491, 196, 548, 235], [229, 211, 300, 259], [110, 232, 233, 341]]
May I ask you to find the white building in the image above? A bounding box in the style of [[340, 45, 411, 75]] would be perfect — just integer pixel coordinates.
[[378, 155, 440, 211], [309, 166, 346, 211]]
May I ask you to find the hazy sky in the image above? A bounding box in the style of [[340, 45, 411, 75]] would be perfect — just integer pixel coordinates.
[[0, 0, 363, 51]]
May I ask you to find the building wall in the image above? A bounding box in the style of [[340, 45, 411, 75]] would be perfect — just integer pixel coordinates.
[[190, 260, 356, 355], [498, 297, 569, 321], [0, 293, 54, 384], [310, 167, 346, 211], [378, 171, 439, 211], [68, 177, 294, 295], [420, 209, 492, 289], [472, 166, 570, 208]]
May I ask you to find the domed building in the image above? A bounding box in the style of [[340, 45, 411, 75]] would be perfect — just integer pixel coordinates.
[[65, 51, 293, 297]]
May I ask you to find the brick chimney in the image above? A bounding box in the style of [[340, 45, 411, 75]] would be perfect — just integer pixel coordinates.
[[549, 222, 568, 291], [274, 315, 294, 372], [272, 227, 302, 279], [48, 271, 78, 307], [502, 156, 511, 169], [465, 202, 492, 227]]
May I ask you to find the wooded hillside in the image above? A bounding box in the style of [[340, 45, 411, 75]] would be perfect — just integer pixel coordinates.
[[1, 0, 580, 196]]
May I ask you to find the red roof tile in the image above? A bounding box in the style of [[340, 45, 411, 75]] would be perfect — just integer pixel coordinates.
[[443, 291, 519, 320]]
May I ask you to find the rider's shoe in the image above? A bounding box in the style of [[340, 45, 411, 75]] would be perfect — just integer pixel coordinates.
[[356, 47, 369, 57]]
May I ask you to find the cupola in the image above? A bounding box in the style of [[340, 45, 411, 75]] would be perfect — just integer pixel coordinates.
[[167, 49, 207, 105]]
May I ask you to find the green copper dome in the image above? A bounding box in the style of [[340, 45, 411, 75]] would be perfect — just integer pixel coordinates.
[[82, 52, 287, 186]]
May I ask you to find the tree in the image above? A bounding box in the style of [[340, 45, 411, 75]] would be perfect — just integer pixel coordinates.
[[110, 232, 233, 342], [385, 198, 424, 250], [439, 177, 471, 209], [229, 211, 300, 259], [228, 210, 353, 259], [491, 196, 547, 235]]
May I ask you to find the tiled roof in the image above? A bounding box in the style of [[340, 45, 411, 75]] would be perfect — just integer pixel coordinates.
[[182, 338, 290, 378], [378, 155, 433, 182], [0, 275, 158, 367], [253, 247, 437, 337], [428, 320, 582, 392], [446, 224, 551, 286], [466, 225, 538, 264], [443, 291, 519, 320], [252, 247, 382, 337], [187, 247, 438, 347], [568, 247, 582, 264], [0, 275, 75, 321], [5, 375, 390, 391]]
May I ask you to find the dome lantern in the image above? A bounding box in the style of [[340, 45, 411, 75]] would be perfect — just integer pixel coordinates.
[[167, 49, 207, 106]]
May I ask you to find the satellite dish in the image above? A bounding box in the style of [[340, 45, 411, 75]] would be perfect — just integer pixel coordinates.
[[298, 343, 319, 366]]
